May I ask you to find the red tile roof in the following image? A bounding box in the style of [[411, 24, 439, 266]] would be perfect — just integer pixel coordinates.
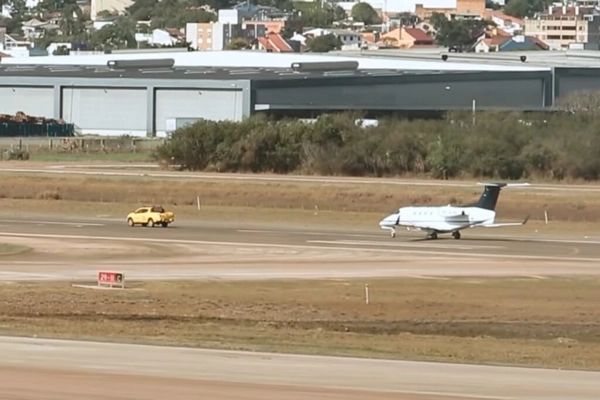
[[257, 32, 293, 52], [404, 27, 433, 42]]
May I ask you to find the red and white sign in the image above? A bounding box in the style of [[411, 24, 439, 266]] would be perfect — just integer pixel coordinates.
[[98, 271, 125, 288]]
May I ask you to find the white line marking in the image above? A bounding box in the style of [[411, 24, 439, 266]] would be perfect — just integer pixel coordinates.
[[0, 219, 105, 227], [237, 229, 383, 239], [310, 239, 504, 250], [0, 231, 598, 263]]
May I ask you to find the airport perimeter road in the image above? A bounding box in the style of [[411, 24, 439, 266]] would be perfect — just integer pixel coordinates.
[[1, 217, 600, 281], [0, 336, 598, 400]]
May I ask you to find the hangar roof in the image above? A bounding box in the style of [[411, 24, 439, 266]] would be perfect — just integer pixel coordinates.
[[0, 49, 549, 72], [0, 64, 497, 80], [334, 48, 600, 69]]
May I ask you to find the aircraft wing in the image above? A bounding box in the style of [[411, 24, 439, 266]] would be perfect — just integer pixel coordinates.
[[477, 215, 530, 228]]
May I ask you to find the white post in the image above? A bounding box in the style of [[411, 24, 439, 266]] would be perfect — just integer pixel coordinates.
[[197, 196, 201, 211], [365, 283, 370, 305], [544, 210, 549, 225], [314, 205, 318, 215], [472, 99, 476, 126]]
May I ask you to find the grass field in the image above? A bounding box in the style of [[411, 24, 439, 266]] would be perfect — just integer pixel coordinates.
[[2, 277, 600, 370], [30, 152, 153, 163], [0, 243, 31, 256], [0, 172, 599, 224]]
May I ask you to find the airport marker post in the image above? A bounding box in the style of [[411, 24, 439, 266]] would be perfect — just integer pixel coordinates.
[[98, 271, 125, 289]]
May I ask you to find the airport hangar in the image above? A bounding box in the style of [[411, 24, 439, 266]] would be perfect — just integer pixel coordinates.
[[1, 49, 600, 137]]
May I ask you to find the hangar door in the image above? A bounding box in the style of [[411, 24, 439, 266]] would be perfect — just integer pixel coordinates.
[[0, 87, 54, 117], [155, 89, 243, 133], [62, 88, 147, 135]]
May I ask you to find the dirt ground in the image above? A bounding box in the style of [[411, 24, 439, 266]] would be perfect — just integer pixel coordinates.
[[0, 172, 598, 223], [2, 278, 599, 371]]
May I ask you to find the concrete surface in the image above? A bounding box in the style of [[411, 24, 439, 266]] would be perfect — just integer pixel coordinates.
[[1, 216, 600, 281], [1, 196, 600, 399], [0, 336, 598, 400]]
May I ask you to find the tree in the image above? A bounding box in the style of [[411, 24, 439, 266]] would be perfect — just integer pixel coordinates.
[[434, 19, 492, 52], [351, 2, 380, 25], [333, 5, 346, 21], [53, 45, 70, 55], [306, 33, 340, 52], [504, 0, 548, 18], [225, 38, 250, 50]]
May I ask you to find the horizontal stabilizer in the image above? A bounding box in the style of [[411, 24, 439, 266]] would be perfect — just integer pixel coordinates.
[[477, 182, 531, 188], [480, 215, 530, 228]]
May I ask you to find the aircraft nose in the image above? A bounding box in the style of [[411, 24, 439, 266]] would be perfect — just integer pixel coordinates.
[[380, 213, 399, 226]]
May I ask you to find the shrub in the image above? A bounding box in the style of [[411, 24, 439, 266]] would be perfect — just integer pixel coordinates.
[[154, 109, 600, 181]]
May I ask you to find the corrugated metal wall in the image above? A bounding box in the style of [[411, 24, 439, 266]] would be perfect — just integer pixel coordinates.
[[62, 88, 147, 135], [154, 89, 243, 134], [0, 87, 54, 117]]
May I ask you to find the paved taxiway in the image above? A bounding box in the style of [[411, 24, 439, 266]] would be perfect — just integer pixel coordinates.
[[0, 336, 598, 400], [1, 216, 600, 280]]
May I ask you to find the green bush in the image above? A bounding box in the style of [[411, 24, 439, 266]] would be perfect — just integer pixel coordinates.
[[154, 110, 600, 181]]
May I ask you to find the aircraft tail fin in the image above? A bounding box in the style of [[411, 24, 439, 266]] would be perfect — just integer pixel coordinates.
[[470, 182, 530, 211]]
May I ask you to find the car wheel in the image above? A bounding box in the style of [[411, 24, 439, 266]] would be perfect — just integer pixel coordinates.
[[127, 218, 134, 227], [147, 219, 154, 227], [161, 222, 168, 227]]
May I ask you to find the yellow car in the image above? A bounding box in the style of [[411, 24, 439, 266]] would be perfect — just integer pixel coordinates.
[[126, 205, 174, 228]]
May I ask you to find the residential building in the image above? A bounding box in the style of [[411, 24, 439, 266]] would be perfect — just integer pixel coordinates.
[[473, 32, 549, 52], [415, 0, 485, 20], [91, 0, 133, 20], [21, 18, 60, 40], [136, 29, 185, 47], [482, 9, 524, 35], [524, 4, 600, 50], [252, 32, 295, 52], [186, 7, 292, 51], [1, 33, 30, 51], [303, 28, 364, 50], [378, 26, 436, 48]]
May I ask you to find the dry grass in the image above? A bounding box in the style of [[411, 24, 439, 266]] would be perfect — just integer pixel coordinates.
[[0, 243, 31, 256], [0, 173, 599, 224], [2, 277, 600, 370]]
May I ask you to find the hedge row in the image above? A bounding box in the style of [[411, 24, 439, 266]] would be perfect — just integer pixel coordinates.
[[153, 111, 600, 180]]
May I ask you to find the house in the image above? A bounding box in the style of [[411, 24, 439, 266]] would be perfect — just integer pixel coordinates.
[[135, 29, 185, 47], [21, 18, 60, 39], [474, 32, 549, 52], [1, 33, 30, 51], [482, 9, 524, 35], [252, 32, 295, 52], [379, 26, 435, 48], [303, 28, 363, 50]]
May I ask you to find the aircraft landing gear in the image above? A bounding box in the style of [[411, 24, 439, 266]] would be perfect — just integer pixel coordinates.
[[426, 232, 438, 240], [390, 230, 396, 238], [452, 231, 461, 240]]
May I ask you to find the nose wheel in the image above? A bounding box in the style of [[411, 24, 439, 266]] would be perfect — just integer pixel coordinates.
[[390, 229, 396, 238], [426, 232, 438, 240]]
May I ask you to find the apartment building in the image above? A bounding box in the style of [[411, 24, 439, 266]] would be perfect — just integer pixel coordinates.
[[186, 7, 290, 50], [525, 4, 600, 50]]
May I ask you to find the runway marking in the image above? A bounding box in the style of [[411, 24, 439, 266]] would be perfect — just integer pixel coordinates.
[[237, 229, 383, 239], [0, 231, 600, 264], [308, 239, 505, 250], [0, 219, 105, 227]]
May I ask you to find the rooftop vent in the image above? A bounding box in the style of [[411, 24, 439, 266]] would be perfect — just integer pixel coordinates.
[[290, 61, 359, 72], [107, 58, 175, 70]]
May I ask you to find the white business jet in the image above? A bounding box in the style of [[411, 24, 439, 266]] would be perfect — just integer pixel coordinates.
[[379, 182, 531, 240]]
